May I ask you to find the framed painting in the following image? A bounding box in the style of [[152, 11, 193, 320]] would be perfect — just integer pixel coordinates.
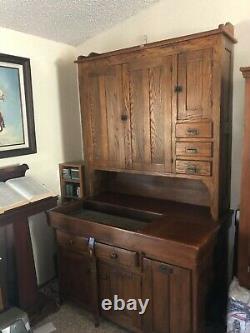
[[0, 53, 37, 158]]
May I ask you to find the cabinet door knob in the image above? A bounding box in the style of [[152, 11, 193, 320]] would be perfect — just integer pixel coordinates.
[[175, 85, 183, 93], [121, 115, 128, 121], [110, 252, 118, 259]]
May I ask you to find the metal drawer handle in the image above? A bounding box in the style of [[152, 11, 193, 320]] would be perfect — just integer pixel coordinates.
[[110, 252, 118, 259], [186, 128, 199, 136], [186, 147, 198, 154], [186, 165, 199, 174], [159, 264, 173, 274]]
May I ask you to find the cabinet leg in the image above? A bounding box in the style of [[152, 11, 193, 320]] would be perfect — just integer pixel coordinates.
[[94, 317, 100, 327]]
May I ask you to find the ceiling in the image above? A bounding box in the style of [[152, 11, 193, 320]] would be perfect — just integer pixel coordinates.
[[0, 0, 158, 46]]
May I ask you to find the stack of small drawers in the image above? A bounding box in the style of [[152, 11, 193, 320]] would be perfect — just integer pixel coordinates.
[[175, 121, 213, 177]]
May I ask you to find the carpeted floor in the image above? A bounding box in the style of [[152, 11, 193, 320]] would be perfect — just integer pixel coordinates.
[[34, 303, 128, 333]]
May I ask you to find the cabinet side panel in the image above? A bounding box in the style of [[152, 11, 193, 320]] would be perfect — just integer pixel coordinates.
[[219, 45, 233, 215]]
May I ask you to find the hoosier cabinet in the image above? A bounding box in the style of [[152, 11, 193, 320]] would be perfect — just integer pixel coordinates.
[[49, 23, 236, 333]]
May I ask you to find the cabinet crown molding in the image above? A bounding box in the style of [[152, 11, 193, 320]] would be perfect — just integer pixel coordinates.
[[76, 22, 236, 63], [241, 67, 250, 78]]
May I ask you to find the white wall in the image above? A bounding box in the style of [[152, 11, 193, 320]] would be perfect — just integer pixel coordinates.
[[77, 0, 250, 209], [0, 27, 82, 193]]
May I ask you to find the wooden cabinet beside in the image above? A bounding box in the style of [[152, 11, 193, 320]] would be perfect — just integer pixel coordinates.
[[238, 67, 250, 289], [77, 23, 236, 220]]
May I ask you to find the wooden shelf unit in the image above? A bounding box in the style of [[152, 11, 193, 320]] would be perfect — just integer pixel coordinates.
[[59, 161, 84, 202]]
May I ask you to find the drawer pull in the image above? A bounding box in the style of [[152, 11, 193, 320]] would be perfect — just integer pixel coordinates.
[[186, 128, 199, 136], [68, 239, 74, 246], [186, 147, 198, 154], [159, 264, 173, 274], [186, 165, 199, 174], [110, 252, 118, 259]]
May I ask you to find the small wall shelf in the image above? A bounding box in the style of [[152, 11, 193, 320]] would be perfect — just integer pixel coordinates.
[[59, 161, 84, 203]]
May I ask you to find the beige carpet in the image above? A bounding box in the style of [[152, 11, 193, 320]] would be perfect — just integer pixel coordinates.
[[34, 303, 128, 333]]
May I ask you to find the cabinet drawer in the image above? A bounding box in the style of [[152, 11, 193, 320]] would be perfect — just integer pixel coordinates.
[[176, 160, 211, 176], [95, 242, 138, 268], [176, 142, 212, 157], [176, 122, 212, 138], [56, 230, 89, 254]]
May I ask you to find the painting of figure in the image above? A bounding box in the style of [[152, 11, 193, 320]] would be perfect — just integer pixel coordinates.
[[0, 66, 26, 146], [0, 54, 36, 158]]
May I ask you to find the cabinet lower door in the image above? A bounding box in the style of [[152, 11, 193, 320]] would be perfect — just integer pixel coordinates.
[[58, 248, 92, 308], [142, 258, 192, 333], [98, 261, 142, 331]]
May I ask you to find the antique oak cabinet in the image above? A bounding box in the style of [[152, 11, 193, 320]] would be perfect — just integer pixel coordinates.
[[49, 23, 236, 333], [238, 67, 250, 289]]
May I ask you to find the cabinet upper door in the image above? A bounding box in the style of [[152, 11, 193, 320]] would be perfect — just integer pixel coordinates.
[[122, 55, 174, 173], [177, 48, 213, 120], [80, 63, 125, 169]]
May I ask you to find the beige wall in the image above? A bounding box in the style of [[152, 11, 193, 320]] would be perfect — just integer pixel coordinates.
[[0, 27, 82, 193], [77, 0, 250, 209]]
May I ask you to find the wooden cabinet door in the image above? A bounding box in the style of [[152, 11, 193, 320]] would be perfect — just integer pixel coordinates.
[[98, 261, 142, 331], [58, 247, 93, 307], [177, 49, 213, 120], [142, 258, 192, 333], [80, 63, 125, 169], [122, 55, 174, 173]]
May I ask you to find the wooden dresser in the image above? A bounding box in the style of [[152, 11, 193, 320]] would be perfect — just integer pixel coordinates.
[[49, 23, 236, 333], [238, 67, 250, 289]]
